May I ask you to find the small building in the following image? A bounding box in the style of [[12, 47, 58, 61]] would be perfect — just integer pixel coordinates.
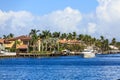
[[109, 45, 119, 50], [109, 45, 119, 53]]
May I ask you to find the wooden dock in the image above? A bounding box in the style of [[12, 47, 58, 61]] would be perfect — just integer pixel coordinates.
[[0, 52, 81, 58], [0, 55, 17, 58]]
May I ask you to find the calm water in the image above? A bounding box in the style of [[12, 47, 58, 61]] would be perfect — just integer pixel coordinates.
[[0, 54, 120, 80]]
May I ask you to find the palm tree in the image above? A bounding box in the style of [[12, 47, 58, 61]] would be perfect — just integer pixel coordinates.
[[111, 38, 116, 46], [41, 30, 52, 51], [104, 39, 109, 52], [9, 33, 14, 38], [60, 33, 67, 39], [100, 36, 104, 42], [67, 33, 73, 40], [29, 29, 40, 51], [42, 30, 51, 39], [3, 33, 14, 39], [52, 32, 60, 38], [72, 32, 77, 39], [78, 34, 84, 40], [3, 35, 8, 39]]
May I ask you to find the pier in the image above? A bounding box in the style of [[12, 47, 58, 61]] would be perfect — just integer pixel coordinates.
[[0, 52, 81, 58]]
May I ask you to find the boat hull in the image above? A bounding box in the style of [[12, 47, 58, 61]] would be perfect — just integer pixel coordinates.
[[83, 53, 95, 58]]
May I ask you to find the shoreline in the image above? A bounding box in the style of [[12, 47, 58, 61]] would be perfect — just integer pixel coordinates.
[[0, 52, 81, 59], [0, 52, 120, 59]]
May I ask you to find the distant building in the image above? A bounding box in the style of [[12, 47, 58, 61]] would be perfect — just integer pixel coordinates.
[[109, 45, 119, 53], [109, 45, 119, 50]]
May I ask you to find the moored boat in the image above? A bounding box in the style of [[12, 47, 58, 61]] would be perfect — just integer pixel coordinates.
[[81, 49, 95, 58]]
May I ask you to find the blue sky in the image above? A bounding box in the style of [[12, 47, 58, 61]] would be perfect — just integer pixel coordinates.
[[0, 0, 120, 40], [0, 0, 98, 15]]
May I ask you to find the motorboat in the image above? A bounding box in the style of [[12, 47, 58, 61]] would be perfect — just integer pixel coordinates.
[[81, 49, 95, 58], [62, 49, 70, 55]]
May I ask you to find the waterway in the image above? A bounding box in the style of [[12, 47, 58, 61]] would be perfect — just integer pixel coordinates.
[[0, 54, 120, 80]]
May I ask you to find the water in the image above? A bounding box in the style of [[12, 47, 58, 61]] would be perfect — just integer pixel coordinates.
[[0, 54, 120, 80]]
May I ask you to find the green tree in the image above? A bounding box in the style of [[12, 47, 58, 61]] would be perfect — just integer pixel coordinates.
[[29, 29, 40, 51], [111, 38, 116, 45], [60, 33, 67, 39], [72, 32, 77, 39], [3, 33, 14, 39], [52, 32, 60, 38], [67, 33, 73, 39]]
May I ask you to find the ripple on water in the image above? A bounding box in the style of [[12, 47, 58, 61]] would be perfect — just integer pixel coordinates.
[[0, 55, 120, 80]]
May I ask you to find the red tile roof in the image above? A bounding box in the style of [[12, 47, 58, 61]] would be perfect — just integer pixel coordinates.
[[58, 39, 81, 44], [0, 39, 4, 44], [7, 35, 31, 41], [17, 45, 28, 49]]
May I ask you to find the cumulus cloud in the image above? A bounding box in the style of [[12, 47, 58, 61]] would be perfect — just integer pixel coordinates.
[[0, 10, 35, 36], [95, 0, 120, 39], [40, 7, 82, 33], [1, 1, 120, 40], [87, 23, 96, 34], [0, 7, 82, 37]]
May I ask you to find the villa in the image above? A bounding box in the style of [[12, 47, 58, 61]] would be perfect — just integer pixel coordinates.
[[4, 35, 31, 53]]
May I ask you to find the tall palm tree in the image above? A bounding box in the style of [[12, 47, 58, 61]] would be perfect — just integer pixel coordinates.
[[78, 34, 84, 40], [67, 33, 72, 40], [29, 29, 40, 51], [72, 32, 77, 39], [52, 32, 60, 38], [60, 33, 67, 39], [3, 33, 14, 39], [41, 30, 52, 51], [3, 35, 8, 39], [41, 30, 51, 39], [9, 33, 14, 38], [100, 36, 104, 42], [111, 38, 116, 46]]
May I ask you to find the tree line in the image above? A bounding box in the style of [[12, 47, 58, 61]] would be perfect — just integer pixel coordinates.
[[1, 29, 120, 53]]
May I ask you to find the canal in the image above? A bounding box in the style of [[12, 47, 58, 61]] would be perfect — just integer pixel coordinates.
[[0, 54, 120, 80]]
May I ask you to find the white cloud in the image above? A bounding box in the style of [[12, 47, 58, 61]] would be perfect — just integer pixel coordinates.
[[0, 10, 35, 36], [88, 23, 96, 34], [0, 7, 82, 37], [1, 1, 120, 40], [95, 0, 120, 39], [40, 7, 82, 33]]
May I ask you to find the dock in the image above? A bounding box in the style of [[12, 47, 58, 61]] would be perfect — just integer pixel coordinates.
[[0, 52, 81, 58]]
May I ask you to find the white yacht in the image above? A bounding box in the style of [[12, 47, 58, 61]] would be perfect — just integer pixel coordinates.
[[81, 49, 95, 58]]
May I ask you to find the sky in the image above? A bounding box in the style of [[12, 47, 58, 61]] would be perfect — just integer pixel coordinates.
[[0, 0, 120, 40]]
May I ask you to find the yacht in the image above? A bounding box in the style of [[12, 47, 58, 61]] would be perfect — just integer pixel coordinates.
[[81, 49, 95, 58]]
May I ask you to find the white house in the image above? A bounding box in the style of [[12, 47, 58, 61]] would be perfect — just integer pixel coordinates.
[[109, 45, 119, 50]]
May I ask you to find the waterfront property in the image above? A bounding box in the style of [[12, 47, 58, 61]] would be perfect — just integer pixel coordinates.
[[15, 35, 31, 53], [1, 35, 31, 53], [1, 30, 120, 55]]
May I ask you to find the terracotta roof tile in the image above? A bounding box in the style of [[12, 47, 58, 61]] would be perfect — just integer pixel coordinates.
[[58, 39, 81, 44], [17, 45, 28, 49], [7, 35, 31, 41], [0, 39, 4, 44]]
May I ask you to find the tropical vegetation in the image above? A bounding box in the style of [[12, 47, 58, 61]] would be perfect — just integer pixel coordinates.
[[1, 29, 120, 54]]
